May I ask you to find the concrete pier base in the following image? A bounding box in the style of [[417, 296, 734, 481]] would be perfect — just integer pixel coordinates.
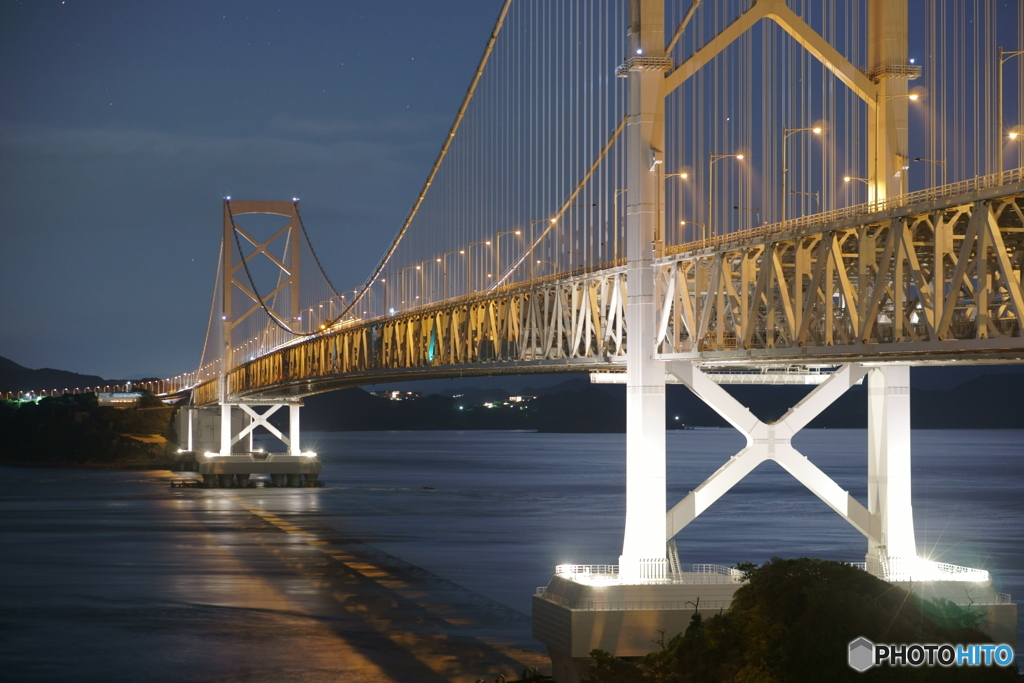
[[895, 580, 1017, 649], [533, 573, 1016, 682], [176, 452, 322, 482], [533, 576, 742, 683]]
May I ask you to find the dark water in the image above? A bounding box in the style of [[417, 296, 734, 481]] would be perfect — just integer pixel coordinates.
[[0, 428, 1021, 680], [290, 428, 1024, 630]]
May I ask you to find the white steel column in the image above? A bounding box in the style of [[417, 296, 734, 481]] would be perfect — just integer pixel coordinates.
[[289, 403, 301, 455], [620, 0, 668, 582], [186, 407, 194, 452], [866, 366, 917, 565], [220, 403, 232, 456]]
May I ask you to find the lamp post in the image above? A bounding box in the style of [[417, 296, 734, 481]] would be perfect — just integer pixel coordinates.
[[708, 153, 743, 237], [415, 262, 425, 305], [998, 48, 1024, 173], [528, 218, 556, 281], [789, 190, 819, 212], [535, 259, 556, 275], [400, 265, 418, 311], [374, 278, 385, 317], [495, 229, 521, 286], [439, 251, 459, 301], [733, 205, 762, 226], [377, 277, 389, 316], [679, 220, 706, 243], [912, 157, 947, 187], [466, 240, 491, 294], [1010, 130, 1024, 169], [843, 176, 870, 206], [563, 203, 597, 269], [612, 189, 627, 260], [874, 92, 920, 199], [666, 173, 691, 248], [782, 126, 822, 224]]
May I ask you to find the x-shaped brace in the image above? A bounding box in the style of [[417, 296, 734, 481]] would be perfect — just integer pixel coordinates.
[[232, 404, 290, 447], [664, 361, 879, 543]]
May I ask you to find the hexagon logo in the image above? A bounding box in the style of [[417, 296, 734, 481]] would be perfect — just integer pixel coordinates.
[[848, 637, 874, 672]]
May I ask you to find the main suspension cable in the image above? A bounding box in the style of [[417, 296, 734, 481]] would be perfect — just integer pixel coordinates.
[[336, 0, 515, 321]]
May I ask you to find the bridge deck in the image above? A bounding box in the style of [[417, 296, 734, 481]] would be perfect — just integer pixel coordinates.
[[184, 179, 1023, 405]]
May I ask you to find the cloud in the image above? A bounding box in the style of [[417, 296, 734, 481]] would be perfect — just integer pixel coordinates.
[[0, 120, 421, 176], [268, 115, 426, 137]]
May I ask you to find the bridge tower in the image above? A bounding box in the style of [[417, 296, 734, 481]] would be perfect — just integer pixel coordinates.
[[534, 3, 1016, 679], [172, 200, 321, 488]]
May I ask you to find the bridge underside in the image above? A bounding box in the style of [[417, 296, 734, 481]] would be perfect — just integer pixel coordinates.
[[225, 358, 621, 402]]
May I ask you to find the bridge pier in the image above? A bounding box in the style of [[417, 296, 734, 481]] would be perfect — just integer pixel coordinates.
[[866, 365, 917, 572], [535, 362, 1013, 681], [172, 401, 322, 486]]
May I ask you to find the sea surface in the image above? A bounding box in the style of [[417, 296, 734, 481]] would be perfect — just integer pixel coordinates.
[[1, 428, 1021, 680], [291, 428, 1024, 618]]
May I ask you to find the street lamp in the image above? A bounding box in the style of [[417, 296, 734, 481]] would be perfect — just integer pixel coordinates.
[[782, 126, 822, 224], [874, 92, 920, 198], [843, 176, 870, 205], [733, 205, 762, 226], [912, 157, 947, 187], [466, 240, 491, 294], [535, 259, 556, 275], [566, 203, 596, 269], [612, 189, 627, 260], [789, 190, 820, 212], [1009, 130, 1024, 169], [438, 251, 459, 301], [708, 153, 743, 237], [400, 265, 419, 311], [528, 218, 555, 281], [376, 277, 388, 316], [679, 220, 706, 243], [997, 48, 1024, 173], [495, 229, 522, 285]]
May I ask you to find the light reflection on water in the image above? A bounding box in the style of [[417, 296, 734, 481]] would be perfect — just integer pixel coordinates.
[[257, 428, 1024, 635]]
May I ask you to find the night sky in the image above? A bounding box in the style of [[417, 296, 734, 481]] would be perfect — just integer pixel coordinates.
[[0, 0, 502, 379]]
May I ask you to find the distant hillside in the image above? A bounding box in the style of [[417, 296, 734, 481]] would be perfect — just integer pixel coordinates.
[[0, 356, 107, 394], [296, 372, 1024, 432], [5, 353, 1023, 431]]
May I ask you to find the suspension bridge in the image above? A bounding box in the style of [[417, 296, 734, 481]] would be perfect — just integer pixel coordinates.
[[17, 0, 1024, 675]]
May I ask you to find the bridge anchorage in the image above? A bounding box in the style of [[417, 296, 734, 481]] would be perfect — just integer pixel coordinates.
[[151, 0, 1024, 674]]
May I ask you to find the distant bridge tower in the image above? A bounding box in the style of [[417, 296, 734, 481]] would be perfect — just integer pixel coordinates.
[[172, 200, 321, 488]]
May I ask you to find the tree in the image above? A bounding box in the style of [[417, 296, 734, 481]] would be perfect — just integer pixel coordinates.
[[582, 558, 1021, 682]]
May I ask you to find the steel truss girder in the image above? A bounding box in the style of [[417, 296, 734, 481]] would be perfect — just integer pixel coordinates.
[[653, 190, 1024, 361], [193, 267, 629, 404]]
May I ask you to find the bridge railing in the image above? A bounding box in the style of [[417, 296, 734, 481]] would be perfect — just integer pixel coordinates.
[[665, 166, 1024, 257], [554, 563, 744, 585]]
